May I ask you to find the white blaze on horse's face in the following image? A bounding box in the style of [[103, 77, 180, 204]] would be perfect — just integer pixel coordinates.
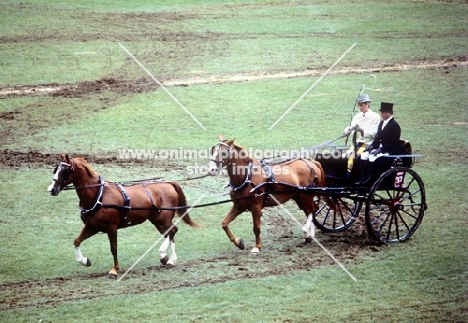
[[208, 142, 231, 175], [48, 165, 61, 195], [48, 162, 72, 196], [208, 145, 221, 175]]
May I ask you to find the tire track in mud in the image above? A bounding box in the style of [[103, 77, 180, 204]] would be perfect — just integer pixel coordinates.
[[0, 57, 465, 150], [0, 57, 466, 99]]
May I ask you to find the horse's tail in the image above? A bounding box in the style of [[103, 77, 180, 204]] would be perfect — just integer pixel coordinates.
[[312, 160, 337, 211], [169, 182, 201, 228]]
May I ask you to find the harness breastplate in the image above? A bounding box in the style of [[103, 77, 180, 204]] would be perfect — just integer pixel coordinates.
[[79, 176, 105, 215]]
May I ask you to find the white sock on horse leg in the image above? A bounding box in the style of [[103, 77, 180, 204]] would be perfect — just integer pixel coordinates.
[[167, 241, 177, 266], [159, 236, 170, 260], [74, 246, 89, 266], [303, 214, 315, 238]]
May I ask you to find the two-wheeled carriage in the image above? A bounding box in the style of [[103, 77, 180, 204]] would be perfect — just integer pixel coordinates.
[[311, 140, 427, 244]]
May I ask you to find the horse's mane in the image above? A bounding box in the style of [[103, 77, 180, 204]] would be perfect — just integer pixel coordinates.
[[233, 143, 253, 162], [73, 157, 99, 177]]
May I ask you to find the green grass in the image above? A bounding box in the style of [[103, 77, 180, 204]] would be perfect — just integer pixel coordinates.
[[1, 0, 467, 322]]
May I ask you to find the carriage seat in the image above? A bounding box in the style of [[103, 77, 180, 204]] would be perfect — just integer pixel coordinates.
[[401, 139, 412, 155], [399, 139, 414, 167]]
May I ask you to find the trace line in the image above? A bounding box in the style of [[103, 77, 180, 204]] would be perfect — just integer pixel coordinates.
[[118, 42, 207, 130], [268, 43, 357, 130], [269, 194, 357, 282], [117, 194, 206, 282]]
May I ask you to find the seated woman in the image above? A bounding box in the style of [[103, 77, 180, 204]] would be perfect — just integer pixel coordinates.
[[355, 102, 405, 185]]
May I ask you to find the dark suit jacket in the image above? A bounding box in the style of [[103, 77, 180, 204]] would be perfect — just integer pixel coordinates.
[[370, 118, 404, 155]]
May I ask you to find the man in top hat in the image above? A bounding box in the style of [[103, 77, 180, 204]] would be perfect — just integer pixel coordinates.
[[366, 102, 404, 157], [355, 102, 405, 185], [343, 94, 380, 176]]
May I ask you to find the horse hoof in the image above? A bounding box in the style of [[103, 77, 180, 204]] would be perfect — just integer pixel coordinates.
[[160, 255, 169, 265], [86, 258, 92, 267], [250, 247, 260, 255], [236, 238, 245, 250], [107, 273, 118, 279], [165, 263, 175, 269], [305, 237, 313, 244]]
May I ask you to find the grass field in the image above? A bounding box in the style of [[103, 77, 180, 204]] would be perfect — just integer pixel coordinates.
[[1, 0, 467, 322]]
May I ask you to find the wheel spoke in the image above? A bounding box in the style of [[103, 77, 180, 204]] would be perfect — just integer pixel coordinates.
[[395, 210, 411, 232], [385, 212, 396, 241], [313, 195, 361, 233], [366, 167, 426, 243], [399, 207, 421, 221], [376, 210, 392, 239]]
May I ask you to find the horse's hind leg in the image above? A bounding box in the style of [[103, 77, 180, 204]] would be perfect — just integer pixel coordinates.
[[222, 206, 245, 250], [73, 224, 98, 267], [106, 225, 119, 278], [250, 206, 263, 254], [159, 235, 178, 267], [151, 212, 178, 267], [294, 195, 318, 243]]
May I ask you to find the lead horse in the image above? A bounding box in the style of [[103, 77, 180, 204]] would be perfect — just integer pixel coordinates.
[[48, 154, 200, 278], [208, 135, 334, 254]]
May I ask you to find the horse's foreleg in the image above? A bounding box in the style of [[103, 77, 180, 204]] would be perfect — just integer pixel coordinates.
[[73, 225, 98, 267], [106, 226, 119, 278], [74, 246, 91, 266], [222, 206, 245, 250]]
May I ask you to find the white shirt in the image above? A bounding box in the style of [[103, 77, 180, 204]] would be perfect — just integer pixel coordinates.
[[381, 115, 394, 130], [345, 109, 381, 145]]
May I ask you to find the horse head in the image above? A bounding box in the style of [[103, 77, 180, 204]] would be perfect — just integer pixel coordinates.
[[208, 134, 236, 175], [48, 154, 74, 196]]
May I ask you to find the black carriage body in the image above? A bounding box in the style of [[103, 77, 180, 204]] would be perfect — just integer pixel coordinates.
[[309, 140, 426, 244]]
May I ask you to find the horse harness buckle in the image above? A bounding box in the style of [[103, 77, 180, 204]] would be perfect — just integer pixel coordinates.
[[116, 183, 131, 224]]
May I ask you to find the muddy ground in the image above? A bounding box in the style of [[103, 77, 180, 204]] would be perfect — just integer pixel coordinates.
[[0, 211, 377, 311], [1, 53, 463, 311]]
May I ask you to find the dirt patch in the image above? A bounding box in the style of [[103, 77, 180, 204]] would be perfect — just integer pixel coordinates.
[[1, 57, 466, 99], [0, 150, 188, 171]]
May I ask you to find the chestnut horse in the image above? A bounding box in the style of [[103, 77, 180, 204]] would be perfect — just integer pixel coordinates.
[[47, 154, 199, 278], [208, 135, 333, 254]]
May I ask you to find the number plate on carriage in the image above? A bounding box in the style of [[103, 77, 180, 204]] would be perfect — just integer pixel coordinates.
[[394, 171, 405, 188]]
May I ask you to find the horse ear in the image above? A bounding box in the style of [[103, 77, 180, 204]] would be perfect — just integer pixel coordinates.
[[65, 154, 71, 163], [218, 134, 224, 141], [226, 139, 235, 146]]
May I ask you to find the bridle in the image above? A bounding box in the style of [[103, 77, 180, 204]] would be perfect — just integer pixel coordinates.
[[210, 141, 256, 192], [52, 159, 105, 192], [210, 141, 233, 170], [52, 161, 75, 193]]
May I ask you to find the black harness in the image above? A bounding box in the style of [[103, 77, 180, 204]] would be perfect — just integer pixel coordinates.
[[78, 176, 161, 226], [79, 176, 105, 215]]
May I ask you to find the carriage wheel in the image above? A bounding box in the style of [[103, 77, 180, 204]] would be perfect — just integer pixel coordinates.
[[313, 195, 362, 232], [365, 167, 426, 243]]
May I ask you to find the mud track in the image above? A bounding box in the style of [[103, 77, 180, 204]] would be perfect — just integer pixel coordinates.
[[0, 57, 466, 99], [0, 213, 379, 311], [0, 56, 466, 167]]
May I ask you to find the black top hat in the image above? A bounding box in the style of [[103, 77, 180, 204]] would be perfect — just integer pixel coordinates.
[[379, 102, 394, 113]]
